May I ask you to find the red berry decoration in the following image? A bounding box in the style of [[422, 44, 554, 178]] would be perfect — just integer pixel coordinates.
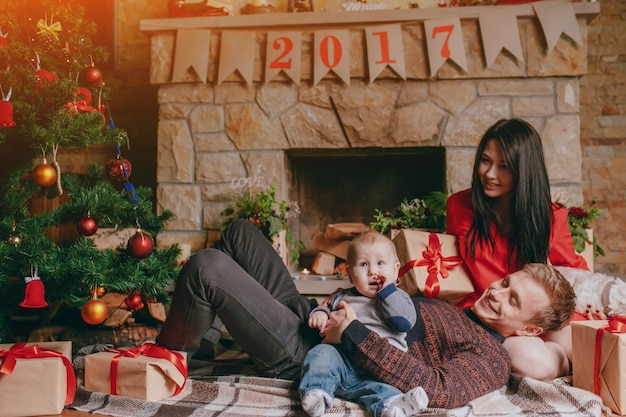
[[106, 157, 132, 181], [125, 292, 143, 310], [31, 162, 57, 188], [127, 229, 155, 259], [77, 214, 98, 236], [83, 65, 103, 86]]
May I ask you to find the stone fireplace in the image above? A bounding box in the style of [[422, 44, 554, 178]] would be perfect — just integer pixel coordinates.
[[141, 3, 599, 263]]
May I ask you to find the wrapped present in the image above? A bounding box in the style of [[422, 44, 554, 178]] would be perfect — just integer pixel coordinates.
[[84, 342, 187, 401], [572, 318, 626, 415], [393, 230, 474, 305], [0, 341, 75, 417]]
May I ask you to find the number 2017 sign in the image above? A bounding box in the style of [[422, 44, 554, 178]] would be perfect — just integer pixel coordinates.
[[263, 20, 463, 86]]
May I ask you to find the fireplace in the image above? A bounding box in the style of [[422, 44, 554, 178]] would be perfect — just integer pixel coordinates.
[[141, 4, 599, 261], [288, 147, 445, 253]]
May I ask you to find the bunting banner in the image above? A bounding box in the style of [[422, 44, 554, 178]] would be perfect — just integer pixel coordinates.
[[365, 24, 406, 82], [424, 17, 467, 76], [167, 1, 583, 84], [172, 29, 212, 82], [265, 31, 302, 85], [533, 0, 582, 53], [217, 31, 256, 85], [313, 29, 350, 87], [479, 8, 524, 68]]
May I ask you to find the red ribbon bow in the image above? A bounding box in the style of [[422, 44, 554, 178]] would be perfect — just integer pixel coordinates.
[[0, 342, 76, 405], [104, 343, 188, 396], [593, 316, 626, 395], [398, 232, 463, 299]]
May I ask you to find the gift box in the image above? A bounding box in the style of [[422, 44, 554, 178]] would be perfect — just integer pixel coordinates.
[[393, 230, 474, 305], [0, 341, 75, 417], [572, 318, 626, 415], [84, 343, 187, 402]]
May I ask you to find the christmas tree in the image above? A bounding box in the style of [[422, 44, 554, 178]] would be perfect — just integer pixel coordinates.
[[0, 0, 180, 342]]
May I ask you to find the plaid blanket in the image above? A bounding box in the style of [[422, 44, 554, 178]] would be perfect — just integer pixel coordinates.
[[69, 345, 612, 417]]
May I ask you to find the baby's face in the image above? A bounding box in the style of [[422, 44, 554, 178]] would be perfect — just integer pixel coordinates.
[[347, 240, 400, 298]]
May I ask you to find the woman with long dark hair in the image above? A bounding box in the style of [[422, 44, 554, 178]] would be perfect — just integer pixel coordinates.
[[447, 118, 588, 380]]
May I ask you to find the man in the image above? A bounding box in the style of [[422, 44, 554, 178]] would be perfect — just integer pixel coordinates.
[[319, 263, 574, 408]]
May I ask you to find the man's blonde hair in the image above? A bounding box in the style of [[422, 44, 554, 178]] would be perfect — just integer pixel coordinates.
[[524, 263, 576, 332]]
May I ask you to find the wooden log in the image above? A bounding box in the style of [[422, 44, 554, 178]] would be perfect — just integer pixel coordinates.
[[324, 223, 370, 240], [312, 251, 336, 275]]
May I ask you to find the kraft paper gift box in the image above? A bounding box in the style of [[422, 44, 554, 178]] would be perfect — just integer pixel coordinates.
[[0, 341, 75, 417], [572, 319, 626, 415], [393, 230, 474, 305], [84, 342, 188, 402]]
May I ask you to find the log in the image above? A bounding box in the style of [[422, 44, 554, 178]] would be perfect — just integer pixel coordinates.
[[312, 251, 336, 275], [312, 232, 350, 260], [324, 223, 370, 240]]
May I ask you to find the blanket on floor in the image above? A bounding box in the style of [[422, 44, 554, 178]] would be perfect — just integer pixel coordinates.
[[69, 344, 612, 417], [70, 369, 612, 417]]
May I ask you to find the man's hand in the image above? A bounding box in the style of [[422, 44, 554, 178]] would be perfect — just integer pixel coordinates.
[[322, 301, 357, 344]]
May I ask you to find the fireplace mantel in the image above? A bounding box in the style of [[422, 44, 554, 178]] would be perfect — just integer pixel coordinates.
[[140, 3, 598, 31]]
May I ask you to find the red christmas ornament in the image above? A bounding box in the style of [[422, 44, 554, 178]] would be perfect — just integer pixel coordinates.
[[31, 162, 58, 188], [83, 65, 103, 86], [19, 270, 49, 309], [106, 157, 132, 181], [125, 292, 144, 310], [0, 100, 16, 128], [81, 297, 108, 325], [128, 229, 155, 259], [77, 214, 98, 236]]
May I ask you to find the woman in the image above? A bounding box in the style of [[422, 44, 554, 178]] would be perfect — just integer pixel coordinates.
[[446, 118, 588, 380]]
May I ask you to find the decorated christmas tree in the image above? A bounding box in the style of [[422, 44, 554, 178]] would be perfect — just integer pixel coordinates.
[[0, 0, 180, 343]]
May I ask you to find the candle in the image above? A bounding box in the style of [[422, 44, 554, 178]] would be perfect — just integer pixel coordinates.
[[301, 268, 311, 275]]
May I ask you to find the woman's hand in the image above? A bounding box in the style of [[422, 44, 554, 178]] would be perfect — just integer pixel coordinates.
[[321, 301, 357, 344]]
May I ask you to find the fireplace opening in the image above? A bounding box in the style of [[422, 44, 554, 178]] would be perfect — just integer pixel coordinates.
[[288, 147, 446, 264]]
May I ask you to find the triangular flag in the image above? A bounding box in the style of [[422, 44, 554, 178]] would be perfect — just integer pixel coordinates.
[[265, 31, 302, 85], [533, 0, 582, 53], [172, 29, 211, 83], [218, 31, 256, 86], [313, 30, 350, 87], [479, 8, 523, 68], [424, 17, 467, 77], [365, 24, 406, 83]]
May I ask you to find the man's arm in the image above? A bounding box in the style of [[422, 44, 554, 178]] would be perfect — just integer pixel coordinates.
[[503, 335, 570, 380]]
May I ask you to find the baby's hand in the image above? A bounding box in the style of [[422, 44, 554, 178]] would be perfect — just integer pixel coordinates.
[[308, 311, 329, 335]]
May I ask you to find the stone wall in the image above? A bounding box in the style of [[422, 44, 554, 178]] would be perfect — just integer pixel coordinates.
[[140, 6, 596, 257]]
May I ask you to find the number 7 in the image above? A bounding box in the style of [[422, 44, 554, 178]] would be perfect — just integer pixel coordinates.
[[432, 24, 454, 59]]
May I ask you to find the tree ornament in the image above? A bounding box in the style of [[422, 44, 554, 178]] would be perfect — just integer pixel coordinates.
[[125, 292, 143, 310], [106, 157, 132, 181], [0, 86, 16, 128], [19, 267, 49, 309], [5, 229, 22, 247], [127, 229, 155, 258], [36, 16, 62, 49], [33, 52, 58, 92], [83, 65, 103, 86], [31, 160, 58, 188], [77, 213, 98, 236], [0, 28, 8, 48], [90, 286, 106, 297], [81, 296, 108, 325]]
